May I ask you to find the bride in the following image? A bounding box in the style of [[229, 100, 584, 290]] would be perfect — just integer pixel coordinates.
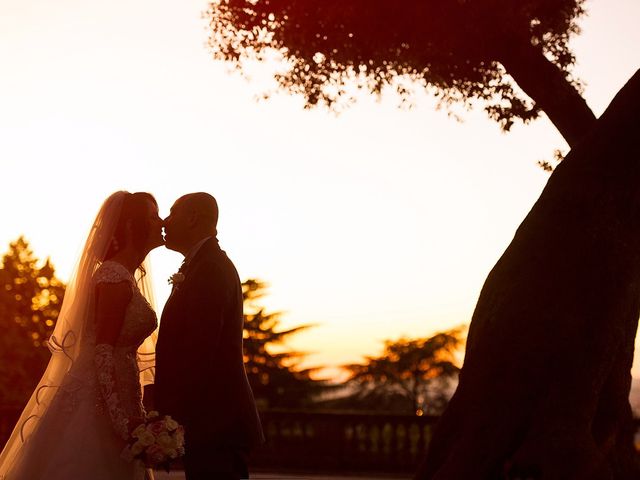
[[0, 191, 164, 480]]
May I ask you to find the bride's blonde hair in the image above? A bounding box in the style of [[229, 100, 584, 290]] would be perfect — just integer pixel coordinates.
[[104, 192, 158, 260]]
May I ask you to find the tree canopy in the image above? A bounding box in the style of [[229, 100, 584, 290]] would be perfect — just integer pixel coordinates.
[[207, 0, 595, 147], [338, 328, 464, 415], [0, 237, 65, 405], [242, 279, 329, 408]]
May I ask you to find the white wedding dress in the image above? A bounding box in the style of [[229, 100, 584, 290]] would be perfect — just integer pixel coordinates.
[[0, 192, 159, 480], [1, 261, 157, 480]]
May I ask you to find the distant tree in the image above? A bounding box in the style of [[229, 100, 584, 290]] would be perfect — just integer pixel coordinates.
[[0, 237, 65, 405], [207, 0, 595, 147], [339, 328, 463, 416], [242, 279, 328, 408]]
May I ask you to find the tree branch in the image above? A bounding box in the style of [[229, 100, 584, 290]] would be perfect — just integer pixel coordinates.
[[499, 40, 596, 148]]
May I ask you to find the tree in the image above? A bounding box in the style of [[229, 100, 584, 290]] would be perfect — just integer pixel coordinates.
[[341, 328, 463, 416], [207, 0, 595, 147], [0, 237, 65, 406], [415, 72, 640, 479], [242, 279, 328, 408]]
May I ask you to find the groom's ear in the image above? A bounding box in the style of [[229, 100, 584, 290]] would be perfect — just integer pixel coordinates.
[[186, 208, 199, 228]]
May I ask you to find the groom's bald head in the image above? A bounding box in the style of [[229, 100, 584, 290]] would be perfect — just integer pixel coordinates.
[[164, 192, 219, 255], [177, 192, 219, 233]]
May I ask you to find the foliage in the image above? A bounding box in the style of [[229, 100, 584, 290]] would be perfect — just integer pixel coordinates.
[[537, 148, 566, 172], [337, 327, 465, 415], [207, 0, 587, 131], [0, 237, 65, 405], [242, 279, 329, 408]]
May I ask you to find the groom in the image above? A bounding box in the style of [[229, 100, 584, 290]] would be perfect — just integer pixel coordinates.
[[155, 192, 264, 480]]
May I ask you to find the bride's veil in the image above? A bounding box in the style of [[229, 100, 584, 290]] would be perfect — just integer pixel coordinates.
[[0, 191, 159, 475], [136, 261, 157, 387]]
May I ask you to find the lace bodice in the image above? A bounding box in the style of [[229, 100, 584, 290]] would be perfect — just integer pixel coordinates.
[[93, 261, 157, 347], [93, 261, 158, 439]]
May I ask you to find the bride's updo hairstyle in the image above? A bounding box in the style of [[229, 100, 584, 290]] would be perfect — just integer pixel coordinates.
[[104, 192, 158, 260]]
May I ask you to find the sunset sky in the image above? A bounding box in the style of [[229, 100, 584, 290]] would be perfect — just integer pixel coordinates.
[[1, 0, 639, 379]]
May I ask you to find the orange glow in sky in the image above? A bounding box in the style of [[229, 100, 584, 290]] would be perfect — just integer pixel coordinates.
[[1, 0, 639, 379]]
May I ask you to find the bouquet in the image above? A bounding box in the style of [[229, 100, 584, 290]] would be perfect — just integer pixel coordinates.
[[121, 411, 186, 471]]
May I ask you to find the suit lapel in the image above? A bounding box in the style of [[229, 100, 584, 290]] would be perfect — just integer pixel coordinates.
[[182, 237, 219, 277], [161, 237, 220, 319]]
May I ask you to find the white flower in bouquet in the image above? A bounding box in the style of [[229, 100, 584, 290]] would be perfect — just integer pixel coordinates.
[[138, 430, 156, 447], [132, 424, 147, 438], [131, 441, 145, 456], [164, 416, 179, 431], [156, 432, 174, 449]]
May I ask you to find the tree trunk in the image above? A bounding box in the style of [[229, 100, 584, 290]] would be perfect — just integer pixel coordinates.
[[499, 41, 597, 149], [415, 69, 640, 480]]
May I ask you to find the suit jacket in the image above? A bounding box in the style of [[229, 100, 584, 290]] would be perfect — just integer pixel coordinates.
[[155, 238, 264, 449]]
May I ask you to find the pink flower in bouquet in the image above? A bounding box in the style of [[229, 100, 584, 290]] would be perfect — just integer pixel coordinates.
[[147, 420, 165, 436], [145, 444, 166, 465]]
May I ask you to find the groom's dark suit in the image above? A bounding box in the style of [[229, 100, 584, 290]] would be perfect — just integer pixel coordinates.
[[155, 237, 264, 480]]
